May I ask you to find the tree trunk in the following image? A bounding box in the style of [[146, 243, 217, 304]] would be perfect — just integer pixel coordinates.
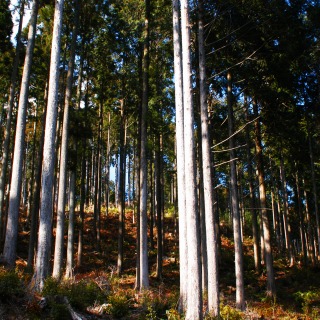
[[303, 180, 316, 266], [227, 71, 245, 310], [27, 91, 47, 270], [156, 135, 163, 279], [117, 100, 126, 274], [253, 101, 276, 298], [181, 0, 202, 318], [198, 0, 219, 315], [308, 134, 320, 259], [0, 0, 24, 240], [65, 169, 76, 279], [279, 156, 295, 266], [33, 0, 65, 291], [3, 0, 39, 267], [245, 98, 260, 272], [53, 0, 79, 278], [139, 0, 150, 291], [295, 168, 307, 265], [172, 0, 187, 312]]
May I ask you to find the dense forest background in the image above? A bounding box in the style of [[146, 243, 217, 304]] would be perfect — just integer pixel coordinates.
[[0, 0, 320, 319]]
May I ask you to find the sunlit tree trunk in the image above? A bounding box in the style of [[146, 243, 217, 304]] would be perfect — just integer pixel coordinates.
[[245, 98, 260, 272], [139, 0, 150, 290], [117, 99, 126, 274], [279, 156, 295, 266], [53, 0, 79, 278], [172, 0, 187, 313], [0, 0, 24, 239], [27, 86, 47, 270], [156, 135, 163, 279], [2, 0, 39, 266], [65, 170, 76, 279], [227, 71, 245, 310], [33, 0, 65, 291], [253, 101, 276, 298], [181, 0, 202, 318], [198, 0, 219, 315]]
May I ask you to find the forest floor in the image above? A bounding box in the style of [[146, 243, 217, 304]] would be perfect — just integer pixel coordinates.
[[1, 208, 320, 319]]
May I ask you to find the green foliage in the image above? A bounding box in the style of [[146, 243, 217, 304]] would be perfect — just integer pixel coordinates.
[[0, 269, 24, 301], [219, 304, 244, 320], [294, 289, 320, 315], [42, 277, 105, 317], [107, 292, 130, 318]]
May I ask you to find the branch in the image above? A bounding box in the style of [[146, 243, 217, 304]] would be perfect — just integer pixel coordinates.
[[214, 157, 238, 168], [212, 116, 260, 149], [213, 144, 247, 153]]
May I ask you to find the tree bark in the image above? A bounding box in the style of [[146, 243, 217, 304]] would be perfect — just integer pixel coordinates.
[[139, 0, 150, 291], [227, 71, 245, 310], [172, 0, 187, 312], [253, 101, 276, 298], [181, 0, 202, 318], [33, 0, 65, 291], [198, 0, 219, 315], [53, 0, 79, 278], [0, 0, 25, 239], [3, 0, 39, 267]]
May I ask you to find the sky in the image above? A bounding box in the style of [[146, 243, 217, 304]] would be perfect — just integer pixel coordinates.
[[10, 0, 32, 43]]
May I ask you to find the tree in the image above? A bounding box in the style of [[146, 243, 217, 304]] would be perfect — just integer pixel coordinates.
[[198, 0, 219, 315], [253, 101, 276, 298], [2, 0, 39, 267], [52, 0, 79, 279], [180, 0, 202, 318], [227, 71, 245, 310], [139, 0, 150, 291], [172, 0, 187, 312], [33, 0, 65, 291], [0, 0, 24, 239]]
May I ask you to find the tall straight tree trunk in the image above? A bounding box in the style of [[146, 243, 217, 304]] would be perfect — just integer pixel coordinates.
[[245, 99, 260, 272], [117, 99, 126, 274], [303, 180, 316, 266], [33, 0, 65, 291], [2, 0, 39, 266], [0, 0, 24, 239], [181, 0, 202, 318], [172, 0, 187, 312], [53, 0, 79, 278], [156, 135, 163, 279], [308, 134, 320, 258], [294, 168, 307, 265], [279, 156, 295, 266], [253, 101, 276, 297], [65, 169, 76, 279], [27, 86, 47, 270], [269, 159, 282, 254], [227, 71, 245, 310], [198, 0, 219, 315], [139, 0, 150, 290]]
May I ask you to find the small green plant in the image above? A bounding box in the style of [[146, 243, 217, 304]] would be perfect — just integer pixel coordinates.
[[0, 269, 24, 301], [166, 308, 182, 320], [294, 289, 320, 314], [146, 305, 158, 319], [108, 292, 130, 318], [67, 280, 105, 311], [220, 304, 243, 320]]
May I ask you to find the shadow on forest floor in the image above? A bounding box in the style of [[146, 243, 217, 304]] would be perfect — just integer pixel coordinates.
[[0, 210, 320, 319]]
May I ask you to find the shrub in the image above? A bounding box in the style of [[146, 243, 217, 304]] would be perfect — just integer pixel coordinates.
[[0, 269, 24, 301], [108, 292, 130, 318]]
